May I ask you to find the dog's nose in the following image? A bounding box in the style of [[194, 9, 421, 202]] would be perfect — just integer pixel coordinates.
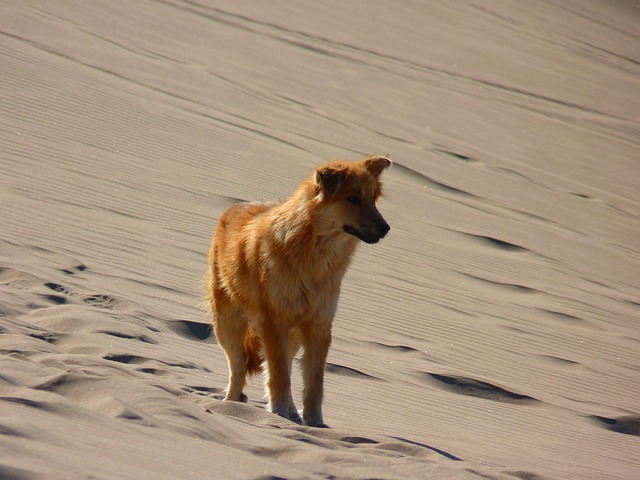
[[377, 222, 390, 236]]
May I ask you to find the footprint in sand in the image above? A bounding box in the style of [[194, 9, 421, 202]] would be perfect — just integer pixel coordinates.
[[62, 264, 88, 275], [82, 294, 118, 309], [43, 280, 121, 311], [43, 282, 71, 305]]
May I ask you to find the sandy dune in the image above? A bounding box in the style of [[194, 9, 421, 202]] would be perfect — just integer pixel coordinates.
[[1, 1, 639, 479]]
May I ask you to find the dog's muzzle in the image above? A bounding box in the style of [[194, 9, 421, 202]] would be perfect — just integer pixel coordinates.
[[343, 222, 390, 244]]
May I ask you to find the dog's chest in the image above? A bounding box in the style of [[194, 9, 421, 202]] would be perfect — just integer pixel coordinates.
[[266, 248, 346, 321]]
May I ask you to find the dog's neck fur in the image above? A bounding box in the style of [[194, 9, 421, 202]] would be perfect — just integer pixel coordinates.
[[270, 178, 358, 273]]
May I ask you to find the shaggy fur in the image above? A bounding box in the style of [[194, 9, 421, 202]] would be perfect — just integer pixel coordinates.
[[206, 156, 391, 427]]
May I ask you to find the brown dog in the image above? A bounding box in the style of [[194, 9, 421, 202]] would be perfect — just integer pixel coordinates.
[[206, 156, 391, 426]]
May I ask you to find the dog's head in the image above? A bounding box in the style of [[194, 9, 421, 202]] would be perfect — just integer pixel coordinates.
[[314, 156, 391, 244]]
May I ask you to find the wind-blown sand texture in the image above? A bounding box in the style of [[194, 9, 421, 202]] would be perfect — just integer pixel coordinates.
[[1, 1, 639, 479]]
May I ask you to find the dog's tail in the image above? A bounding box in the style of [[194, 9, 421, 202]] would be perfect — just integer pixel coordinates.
[[244, 333, 263, 376]]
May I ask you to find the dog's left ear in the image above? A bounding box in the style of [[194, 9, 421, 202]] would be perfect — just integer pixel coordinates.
[[315, 166, 345, 196], [364, 156, 391, 176]]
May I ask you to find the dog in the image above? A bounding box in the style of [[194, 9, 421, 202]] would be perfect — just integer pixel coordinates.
[[206, 155, 391, 427]]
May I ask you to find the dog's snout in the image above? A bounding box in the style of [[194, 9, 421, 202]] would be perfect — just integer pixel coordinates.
[[377, 222, 390, 236]]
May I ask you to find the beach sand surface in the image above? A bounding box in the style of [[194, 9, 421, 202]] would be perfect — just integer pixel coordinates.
[[1, 1, 639, 479]]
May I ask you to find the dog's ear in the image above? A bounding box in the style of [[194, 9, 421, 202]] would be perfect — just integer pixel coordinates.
[[364, 156, 391, 176], [314, 166, 345, 196]]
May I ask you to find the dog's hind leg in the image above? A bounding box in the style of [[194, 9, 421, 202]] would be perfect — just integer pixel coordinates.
[[213, 306, 249, 402]]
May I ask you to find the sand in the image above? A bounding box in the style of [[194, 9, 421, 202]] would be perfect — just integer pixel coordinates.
[[1, 1, 639, 479]]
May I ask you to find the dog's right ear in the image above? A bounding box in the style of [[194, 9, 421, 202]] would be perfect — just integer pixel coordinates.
[[314, 166, 345, 196]]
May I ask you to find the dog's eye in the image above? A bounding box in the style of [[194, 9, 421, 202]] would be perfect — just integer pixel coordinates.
[[347, 195, 361, 205]]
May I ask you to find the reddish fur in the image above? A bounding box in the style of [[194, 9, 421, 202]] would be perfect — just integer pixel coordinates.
[[206, 156, 390, 426], [244, 333, 263, 376]]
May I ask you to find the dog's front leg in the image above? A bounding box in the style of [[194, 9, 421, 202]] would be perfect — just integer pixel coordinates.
[[287, 333, 302, 422], [260, 322, 292, 418], [301, 321, 331, 427]]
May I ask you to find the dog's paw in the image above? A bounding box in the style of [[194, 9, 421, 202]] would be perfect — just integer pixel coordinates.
[[303, 419, 329, 428], [267, 402, 290, 419], [223, 392, 248, 403], [288, 409, 302, 424], [302, 411, 328, 428]]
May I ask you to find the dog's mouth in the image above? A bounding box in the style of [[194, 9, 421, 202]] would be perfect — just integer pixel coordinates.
[[343, 225, 386, 244]]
